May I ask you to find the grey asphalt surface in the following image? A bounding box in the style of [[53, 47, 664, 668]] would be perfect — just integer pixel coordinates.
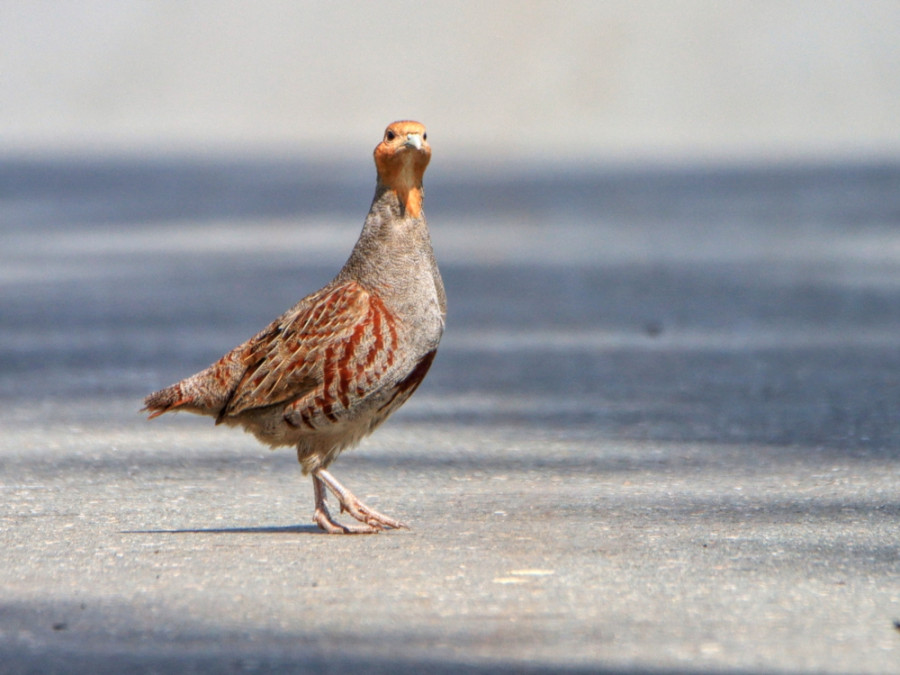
[[2, 157, 899, 673]]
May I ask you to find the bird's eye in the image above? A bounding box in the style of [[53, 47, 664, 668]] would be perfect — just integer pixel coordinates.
[[385, 130, 396, 141], [422, 132, 427, 141]]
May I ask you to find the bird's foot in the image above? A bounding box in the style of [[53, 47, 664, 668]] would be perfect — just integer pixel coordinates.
[[313, 501, 380, 534], [336, 493, 407, 531], [312, 468, 407, 534]]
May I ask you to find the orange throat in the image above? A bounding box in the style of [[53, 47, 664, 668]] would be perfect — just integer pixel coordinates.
[[375, 141, 429, 219], [378, 159, 425, 218], [395, 184, 423, 219]]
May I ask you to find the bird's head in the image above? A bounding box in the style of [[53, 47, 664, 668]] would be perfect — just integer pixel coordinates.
[[374, 120, 431, 218]]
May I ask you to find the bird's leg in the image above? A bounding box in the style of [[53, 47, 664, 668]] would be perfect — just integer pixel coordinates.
[[313, 468, 408, 532], [312, 473, 379, 534]]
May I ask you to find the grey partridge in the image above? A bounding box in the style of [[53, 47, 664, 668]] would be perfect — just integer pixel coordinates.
[[143, 120, 445, 534]]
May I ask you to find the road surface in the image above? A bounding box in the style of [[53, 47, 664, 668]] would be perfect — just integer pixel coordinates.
[[1, 157, 899, 673]]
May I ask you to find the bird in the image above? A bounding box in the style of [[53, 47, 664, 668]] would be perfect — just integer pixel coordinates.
[[143, 120, 445, 534]]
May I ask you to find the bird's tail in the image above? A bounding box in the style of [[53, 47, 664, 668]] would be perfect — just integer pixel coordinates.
[[142, 382, 193, 419], [143, 356, 243, 420]]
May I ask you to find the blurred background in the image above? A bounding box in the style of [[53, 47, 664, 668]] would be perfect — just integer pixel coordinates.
[[3, 0, 899, 163], [2, 0, 899, 445], [2, 0, 899, 447]]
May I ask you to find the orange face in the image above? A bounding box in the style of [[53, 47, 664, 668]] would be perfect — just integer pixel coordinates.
[[376, 120, 430, 157], [373, 121, 431, 218]]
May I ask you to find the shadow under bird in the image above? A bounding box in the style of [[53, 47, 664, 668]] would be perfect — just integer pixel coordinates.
[[143, 121, 446, 534]]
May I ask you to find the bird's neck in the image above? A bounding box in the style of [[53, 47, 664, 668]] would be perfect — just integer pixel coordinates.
[[375, 158, 425, 219], [338, 186, 430, 289], [372, 182, 425, 221], [396, 184, 423, 219]]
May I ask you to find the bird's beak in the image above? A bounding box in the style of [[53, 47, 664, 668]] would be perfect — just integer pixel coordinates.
[[404, 133, 423, 150]]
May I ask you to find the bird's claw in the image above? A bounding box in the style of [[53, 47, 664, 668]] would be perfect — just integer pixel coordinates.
[[312, 468, 407, 534], [313, 505, 380, 535]]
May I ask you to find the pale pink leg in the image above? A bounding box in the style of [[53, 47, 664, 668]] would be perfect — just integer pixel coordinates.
[[312, 473, 378, 534], [311, 468, 407, 533]]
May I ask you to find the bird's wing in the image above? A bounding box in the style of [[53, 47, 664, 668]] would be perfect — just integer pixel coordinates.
[[218, 280, 391, 420]]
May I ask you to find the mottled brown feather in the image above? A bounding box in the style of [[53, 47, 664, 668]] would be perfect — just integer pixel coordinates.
[[218, 281, 376, 420]]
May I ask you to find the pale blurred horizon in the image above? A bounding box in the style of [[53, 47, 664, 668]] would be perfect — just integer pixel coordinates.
[[2, 1, 900, 164]]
